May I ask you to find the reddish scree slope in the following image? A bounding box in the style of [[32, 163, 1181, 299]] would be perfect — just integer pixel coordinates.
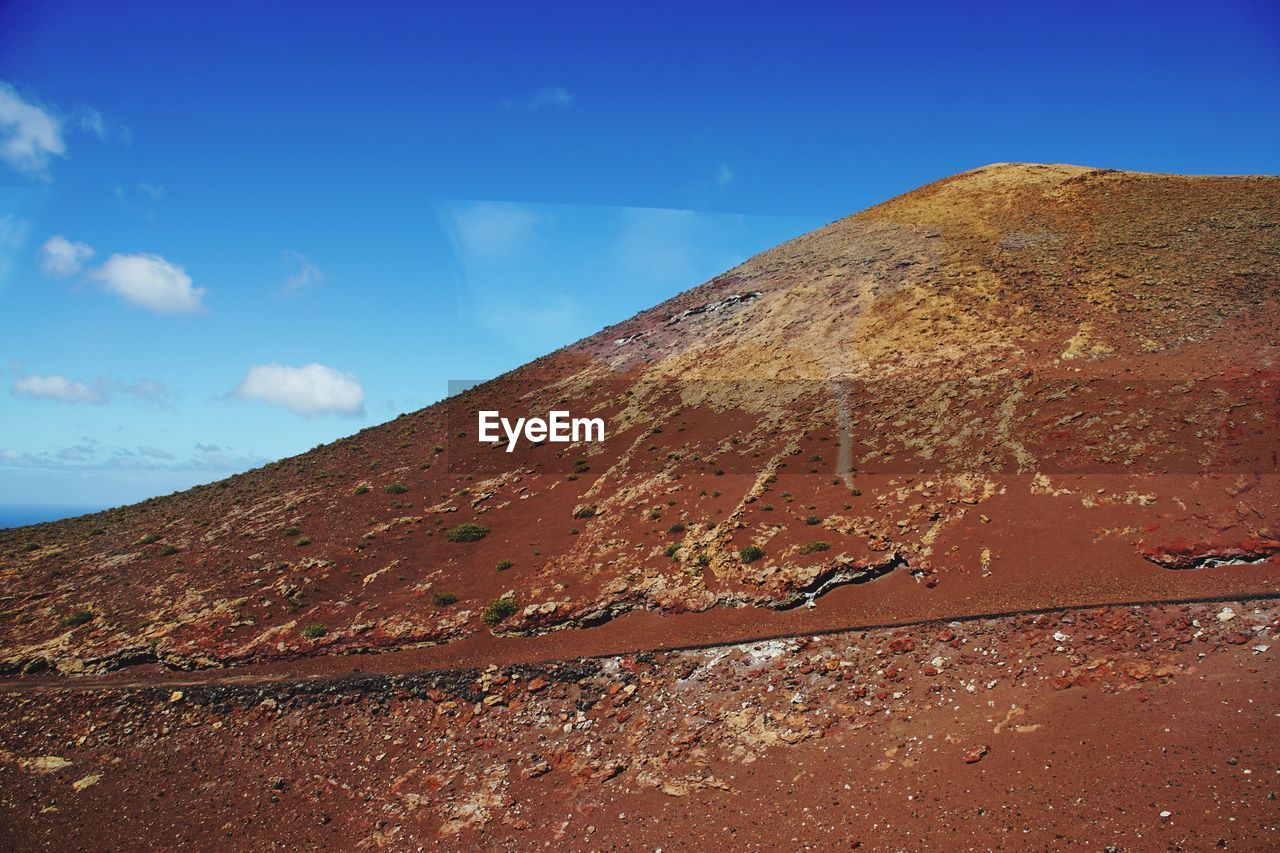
[[2, 162, 1279, 679]]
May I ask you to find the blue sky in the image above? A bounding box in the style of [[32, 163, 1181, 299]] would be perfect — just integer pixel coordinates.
[[1, 1, 1278, 515]]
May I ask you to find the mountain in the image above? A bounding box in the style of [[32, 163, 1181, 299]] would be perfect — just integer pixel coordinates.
[[3, 163, 1278, 679], [3, 163, 1280, 848]]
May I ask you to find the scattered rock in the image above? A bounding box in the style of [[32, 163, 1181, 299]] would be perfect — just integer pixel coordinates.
[[72, 774, 101, 792]]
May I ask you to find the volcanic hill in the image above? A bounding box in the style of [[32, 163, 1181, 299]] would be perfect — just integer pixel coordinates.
[[4, 162, 1278, 677], [2, 163, 1279, 847]]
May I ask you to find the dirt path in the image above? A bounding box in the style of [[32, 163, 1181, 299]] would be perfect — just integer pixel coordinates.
[[5, 589, 1277, 695]]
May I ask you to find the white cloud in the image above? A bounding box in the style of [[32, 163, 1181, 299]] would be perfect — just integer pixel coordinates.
[[717, 164, 734, 186], [8, 367, 169, 405], [281, 249, 323, 294], [0, 82, 64, 177], [232, 363, 365, 417], [89, 252, 206, 314], [11, 373, 108, 403], [40, 235, 94, 277], [443, 202, 542, 257]]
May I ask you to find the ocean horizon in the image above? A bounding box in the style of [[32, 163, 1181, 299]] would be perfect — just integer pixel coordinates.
[[0, 505, 105, 531]]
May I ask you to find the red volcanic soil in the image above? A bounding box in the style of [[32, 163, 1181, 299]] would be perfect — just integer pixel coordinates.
[[1, 163, 1279, 847], [2, 600, 1277, 848]]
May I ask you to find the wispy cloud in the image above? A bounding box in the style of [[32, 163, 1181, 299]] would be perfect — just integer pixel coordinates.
[[503, 86, 575, 111], [114, 181, 166, 219], [0, 449, 38, 465], [121, 378, 170, 402], [57, 443, 96, 461], [232, 363, 365, 417], [89, 252, 206, 314], [528, 86, 574, 110], [0, 82, 124, 180], [280, 249, 323, 295], [717, 163, 734, 186], [40, 235, 94, 277], [0, 82, 64, 178], [0, 440, 264, 474], [9, 367, 171, 405], [11, 373, 109, 403]]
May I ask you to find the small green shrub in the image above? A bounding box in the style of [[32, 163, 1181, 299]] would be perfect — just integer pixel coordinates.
[[432, 592, 458, 606], [804, 515, 821, 526], [664, 542, 680, 559], [446, 523, 488, 542], [59, 609, 93, 630], [738, 545, 764, 563], [301, 623, 327, 639], [354, 483, 370, 495], [22, 542, 40, 552], [88, 528, 104, 537], [295, 537, 311, 547], [572, 505, 597, 519], [139, 533, 160, 545], [482, 597, 517, 627], [285, 526, 301, 537], [802, 541, 830, 554], [386, 483, 408, 494], [667, 522, 685, 534], [495, 559, 514, 571], [160, 545, 180, 557]]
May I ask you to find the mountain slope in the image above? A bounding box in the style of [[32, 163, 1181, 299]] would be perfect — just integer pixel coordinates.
[[3, 162, 1279, 677]]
